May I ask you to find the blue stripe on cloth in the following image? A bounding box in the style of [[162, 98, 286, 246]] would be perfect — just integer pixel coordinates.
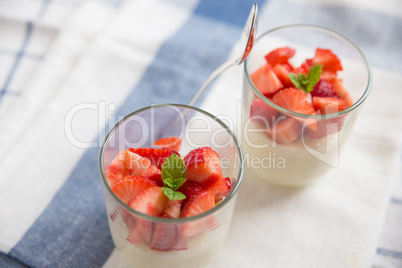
[[377, 248, 402, 259], [0, 50, 42, 59], [0, 252, 29, 268], [260, 0, 402, 73], [38, 0, 52, 17], [391, 197, 402, 205], [194, 0, 262, 27], [0, 22, 33, 102], [7, 1, 267, 267]]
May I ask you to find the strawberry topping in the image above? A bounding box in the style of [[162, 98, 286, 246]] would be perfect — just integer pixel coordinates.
[[250, 98, 278, 126], [312, 48, 343, 72], [111, 176, 158, 205], [129, 147, 175, 169], [264, 47, 295, 66], [311, 79, 338, 98], [153, 137, 182, 152], [184, 147, 223, 184], [250, 63, 283, 97]]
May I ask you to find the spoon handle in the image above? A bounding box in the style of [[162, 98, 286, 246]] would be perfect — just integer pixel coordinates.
[[188, 57, 237, 106]]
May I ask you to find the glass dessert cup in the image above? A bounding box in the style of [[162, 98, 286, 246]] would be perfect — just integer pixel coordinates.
[[99, 104, 244, 268], [242, 24, 372, 187]]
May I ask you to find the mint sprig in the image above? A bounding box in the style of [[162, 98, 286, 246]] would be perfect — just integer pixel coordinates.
[[161, 154, 186, 200], [289, 64, 322, 93]]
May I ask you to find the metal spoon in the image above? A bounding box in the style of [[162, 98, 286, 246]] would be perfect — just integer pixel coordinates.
[[188, 2, 258, 106]]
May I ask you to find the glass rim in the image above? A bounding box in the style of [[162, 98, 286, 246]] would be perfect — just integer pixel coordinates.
[[98, 103, 244, 223], [244, 24, 373, 119]]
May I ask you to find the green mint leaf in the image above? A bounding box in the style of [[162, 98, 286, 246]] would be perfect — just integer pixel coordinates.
[[288, 64, 323, 93], [172, 177, 186, 191], [161, 154, 186, 181], [160, 154, 187, 200], [289, 73, 302, 89], [306, 65, 322, 93], [162, 187, 186, 200], [163, 178, 175, 189]]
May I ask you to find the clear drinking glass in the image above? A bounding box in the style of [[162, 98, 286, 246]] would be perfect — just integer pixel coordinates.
[[99, 104, 243, 268], [242, 24, 372, 187]]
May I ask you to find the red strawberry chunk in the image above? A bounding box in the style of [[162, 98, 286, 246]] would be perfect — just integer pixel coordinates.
[[181, 191, 215, 218], [320, 70, 337, 81], [250, 63, 283, 97], [272, 88, 316, 116], [184, 147, 223, 184], [272, 64, 294, 88], [264, 47, 295, 66], [265, 117, 302, 144], [311, 79, 339, 98], [312, 97, 346, 114], [331, 79, 354, 108], [147, 173, 163, 187], [129, 187, 169, 216], [290, 62, 310, 75], [308, 110, 345, 139], [129, 148, 175, 169], [160, 200, 184, 219], [202, 177, 232, 202], [127, 219, 154, 246], [312, 48, 343, 72], [111, 176, 158, 205], [250, 98, 278, 126], [108, 150, 161, 182], [153, 137, 182, 152], [178, 180, 204, 201], [180, 191, 216, 237], [150, 223, 187, 252]]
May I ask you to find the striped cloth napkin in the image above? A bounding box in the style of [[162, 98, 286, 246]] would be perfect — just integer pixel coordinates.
[[0, 0, 401, 267]]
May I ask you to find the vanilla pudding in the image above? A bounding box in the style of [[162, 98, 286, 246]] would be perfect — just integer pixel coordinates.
[[241, 119, 352, 187]]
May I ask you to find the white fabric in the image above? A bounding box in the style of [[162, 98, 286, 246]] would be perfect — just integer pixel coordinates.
[[1, 0, 401, 267], [0, 0, 195, 253]]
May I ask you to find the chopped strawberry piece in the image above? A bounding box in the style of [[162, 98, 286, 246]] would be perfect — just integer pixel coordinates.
[[331, 79, 353, 108], [178, 180, 204, 201], [160, 199, 184, 219], [153, 137, 182, 152], [311, 80, 338, 98], [201, 176, 232, 202], [272, 64, 294, 88], [290, 62, 309, 75], [147, 173, 163, 187], [312, 97, 346, 114], [264, 47, 295, 66], [108, 150, 160, 183], [129, 186, 169, 216], [281, 62, 294, 72], [308, 112, 345, 139], [181, 191, 215, 218], [265, 117, 302, 144], [184, 147, 223, 184], [180, 191, 216, 237], [305, 58, 313, 67], [127, 219, 154, 245], [250, 98, 278, 126], [107, 161, 131, 184], [150, 223, 187, 252], [272, 87, 316, 117], [250, 63, 283, 97], [111, 176, 158, 205], [312, 48, 343, 72], [129, 147, 175, 169], [320, 70, 337, 81]]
